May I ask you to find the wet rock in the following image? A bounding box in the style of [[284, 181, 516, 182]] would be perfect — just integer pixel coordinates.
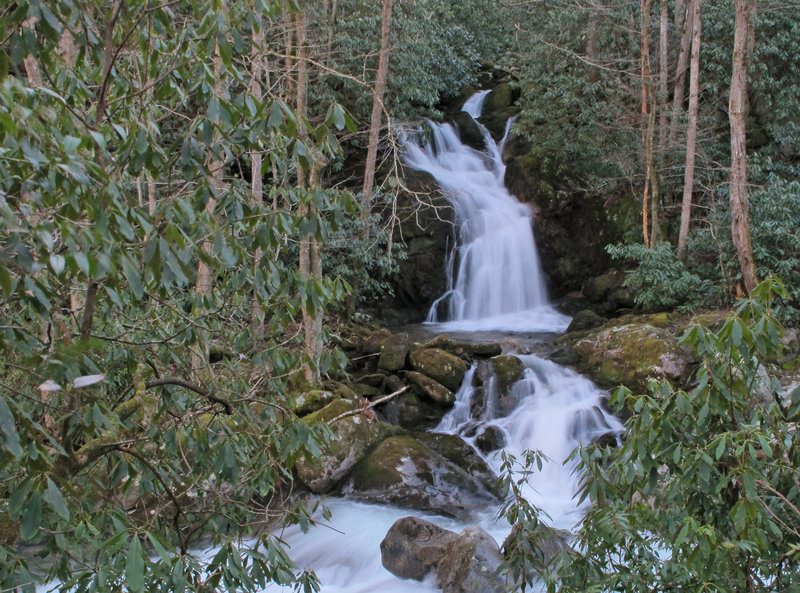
[[342, 435, 499, 518], [297, 400, 399, 494], [407, 371, 456, 406], [482, 82, 518, 113], [475, 426, 507, 453], [501, 523, 571, 574], [488, 355, 525, 400], [572, 322, 694, 391], [410, 348, 469, 392], [566, 310, 607, 333], [414, 432, 500, 494], [418, 334, 503, 361], [378, 340, 409, 372], [378, 390, 445, 429], [436, 527, 505, 593], [380, 517, 457, 581], [357, 372, 388, 387], [450, 111, 486, 152]]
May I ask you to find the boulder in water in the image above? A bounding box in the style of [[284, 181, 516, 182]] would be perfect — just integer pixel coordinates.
[[417, 334, 503, 361], [488, 355, 525, 402], [407, 371, 456, 406], [450, 111, 486, 152], [566, 309, 608, 333], [475, 425, 507, 453], [380, 516, 457, 581], [410, 348, 469, 392], [436, 527, 505, 593], [572, 322, 694, 391], [296, 400, 399, 494], [501, 522, 571, 575], [341, 435, 499, 518]]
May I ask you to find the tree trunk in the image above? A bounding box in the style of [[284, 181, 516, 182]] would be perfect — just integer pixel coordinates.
[[640, 0, 652, 247], [22, 17, 43, 87], [669, 0, 695, 148], [294, 9, 324, 383], [250, 21, 266, 340], [676, 0, 701, 262], [361, 0, 394, 211], [729, 0, 759, 293], [192, 34, 224, 372]]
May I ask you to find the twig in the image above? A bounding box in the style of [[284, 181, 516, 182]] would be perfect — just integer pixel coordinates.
[[329, 386, 408, 424], [146, 378, 232, 414]]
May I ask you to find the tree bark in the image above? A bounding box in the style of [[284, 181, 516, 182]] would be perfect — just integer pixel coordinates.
[[250, 21, 266, 340], [22, 17, 43, 87], [361, 0, 394, 211], [729, 0, 759, 293], [669, 0, 695, 148], [677, 0, 701, 262], [640, 0, 652, 247]]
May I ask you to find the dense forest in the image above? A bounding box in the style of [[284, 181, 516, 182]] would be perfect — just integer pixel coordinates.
[[1, 0, 799, 591]]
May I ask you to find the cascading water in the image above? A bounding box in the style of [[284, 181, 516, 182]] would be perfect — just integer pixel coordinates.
[[436, 355, 623, 529], [403, 94, 570, 332]]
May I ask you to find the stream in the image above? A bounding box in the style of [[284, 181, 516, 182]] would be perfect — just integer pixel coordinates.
[[268, 93, 623, 592]]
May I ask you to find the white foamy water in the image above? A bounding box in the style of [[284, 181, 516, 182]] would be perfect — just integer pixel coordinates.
[[403, 96, 570, 333], [436, 355, 624, 531]]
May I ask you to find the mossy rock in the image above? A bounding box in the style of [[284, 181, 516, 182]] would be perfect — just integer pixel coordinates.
[[409, 348, 469, 392], [417, 334, 502, 361], [572, 323, 694, 392], [488, 355, 525, 397], [293, 390, 338, 417], [407, 371, 456, 406], [566, 310, 607, 333], [379, 340, 409, 372], [298, 399, 401, 493], [342, 435, 499, 518], [482, 82, 518, 113], [478, 107, 517, 141]]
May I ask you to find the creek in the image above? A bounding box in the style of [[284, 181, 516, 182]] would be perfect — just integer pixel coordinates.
[[267, 94, 622, 592]]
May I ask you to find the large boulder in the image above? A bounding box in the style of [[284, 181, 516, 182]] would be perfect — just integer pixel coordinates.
[[488, 355, 525, 398], [292, 390, 338, 417], [410, 348, 470, 392], [341, 435, 499, 518], [380, 517, 457, 581], [436, 527, 505, 593], [296, 400, 399, 493], [378, 339, 409, 372], [407, 371, 456, 406], [416, 334, 503, 361], [450, 111, 486, 152], [502, 523, 571, 574], [571, 322, 694, 391]]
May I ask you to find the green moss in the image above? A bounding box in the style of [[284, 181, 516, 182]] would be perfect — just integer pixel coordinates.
[[301, 399, 358, 426], [488, 355, 525, 396], [350, 436, 430, 491]]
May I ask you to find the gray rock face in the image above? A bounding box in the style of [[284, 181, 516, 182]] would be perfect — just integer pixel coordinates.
[[380, 517, 457, 581], [407, 371, 456, 406], [436, 527, 506, 593]]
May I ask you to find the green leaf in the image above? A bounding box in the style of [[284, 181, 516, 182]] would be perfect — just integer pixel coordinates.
[[0, 49, 8, 82], [0, 397, 22, 458], [19, 488, 42, 541], [0, 265, 12, 296], [126, 535, 145, 593], [44, 477, 70, 520], [122, 256, 144, 300]]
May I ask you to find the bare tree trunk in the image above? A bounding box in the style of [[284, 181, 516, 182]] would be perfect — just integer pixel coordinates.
[[294, 9, 324, 383], [193, 33, 224, 372], [650, 0, 669, 245], [250, 22, 266, 340], [729, 0, 759, 293], [677, 0, 701, 262], [640, 0, 652, 247], [669, 0, 695, 147], [361, 0, 394, 211]]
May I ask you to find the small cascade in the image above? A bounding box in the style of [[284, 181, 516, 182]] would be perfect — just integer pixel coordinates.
[[403, 94, 570, 332], [435, 355, 624, 529]]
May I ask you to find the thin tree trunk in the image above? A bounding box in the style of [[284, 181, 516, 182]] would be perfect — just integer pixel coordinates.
[[361, 0, 394, 211], [650, 0, 669, 245], [677, 0, 701, 262], [640, 0, 652, 247], [669, 0, 695, 147], [250, 22, 266, 340], [192, 34, 224, 372], [729, 0, 759, 293], [294, 9, 323, 383]]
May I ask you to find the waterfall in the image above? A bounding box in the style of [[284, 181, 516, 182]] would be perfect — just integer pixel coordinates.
[[403, 95, 570, 332], [435, 355, 623, 529]]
